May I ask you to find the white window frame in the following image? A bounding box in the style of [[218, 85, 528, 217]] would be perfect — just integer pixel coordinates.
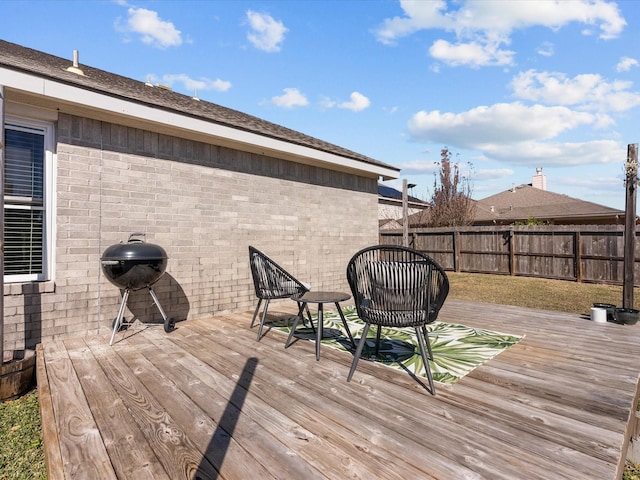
[[4, 115, 56, 283]]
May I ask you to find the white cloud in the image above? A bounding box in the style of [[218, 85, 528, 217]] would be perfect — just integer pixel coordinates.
[[479, 140, 625, 166], [319, 97, 337, 109], [161, 74, 231, 92], [429, 38, 514, 68], [320, 92, 371, 111], [246, 10, 287, 52], [536, 41, 554, 57], [407, 101, 626, 168], [617, 56, 639, 72], [408, 102, 596, 148], [474, 168, 515, 181], [271, 88, 308, 108], [510, 69, 640, 113], [120, 7, 182, 48], [375, 0, 451, 46], [375, 0, 626, 67], [394, 159, 440, 175], [452, 1, 625, 39], [338, 92, 371, 112]]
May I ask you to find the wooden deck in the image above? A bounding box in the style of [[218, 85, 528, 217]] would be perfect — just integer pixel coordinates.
[[37, 299, 640, 480]]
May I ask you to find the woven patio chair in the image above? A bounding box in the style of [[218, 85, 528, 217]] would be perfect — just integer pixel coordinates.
[[345, 245, 449, 395], [248, 246, 312, 341]]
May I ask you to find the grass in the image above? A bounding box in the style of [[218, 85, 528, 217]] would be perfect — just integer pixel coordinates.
[[446, 272, 640, 314], [1, 273, 639, 479], [0, 389, 46, 480]]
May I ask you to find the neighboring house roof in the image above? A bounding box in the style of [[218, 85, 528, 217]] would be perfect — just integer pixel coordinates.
[[378, 184, 430, 223], [378, 184, 425, 204], [0, 40, 399, 181], [474, 184, 625, 224], [379, 218, 403, 230]]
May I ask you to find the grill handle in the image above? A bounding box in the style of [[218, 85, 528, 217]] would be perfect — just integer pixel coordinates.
[[101, 260, 120, 266], [128, 232, 146, 243]]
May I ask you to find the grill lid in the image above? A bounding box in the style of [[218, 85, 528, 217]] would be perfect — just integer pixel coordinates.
[[100, 233, 168, 262]]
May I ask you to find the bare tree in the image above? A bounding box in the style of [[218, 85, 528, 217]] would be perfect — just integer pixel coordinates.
[[419, 147, 476, 227]]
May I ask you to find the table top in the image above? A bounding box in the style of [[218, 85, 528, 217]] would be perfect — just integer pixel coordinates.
[[291, 291, 351, 303]]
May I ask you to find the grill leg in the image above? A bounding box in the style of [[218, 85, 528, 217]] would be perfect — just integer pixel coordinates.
[[148, 286, 168, 320], [148, 287, 175, 333], [109, 289, 130, 345]]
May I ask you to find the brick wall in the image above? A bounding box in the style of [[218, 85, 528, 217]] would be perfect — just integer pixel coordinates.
[[3, 113, 380, 349]]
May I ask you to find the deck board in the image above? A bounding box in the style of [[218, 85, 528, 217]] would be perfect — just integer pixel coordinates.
[[37, 299, 640, 479]]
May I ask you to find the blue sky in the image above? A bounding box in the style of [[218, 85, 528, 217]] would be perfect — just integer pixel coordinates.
[[3, 0, 640, 210]]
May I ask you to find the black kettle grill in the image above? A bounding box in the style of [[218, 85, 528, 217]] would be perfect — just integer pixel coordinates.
[[101, 233, 175, 344]]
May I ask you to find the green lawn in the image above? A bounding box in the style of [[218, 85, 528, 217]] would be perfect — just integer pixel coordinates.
[[0, 389, 46, 479]]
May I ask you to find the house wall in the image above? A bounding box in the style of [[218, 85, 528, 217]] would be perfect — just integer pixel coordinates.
[[3, 113, 380, 350], [378, 203, 425, 221]]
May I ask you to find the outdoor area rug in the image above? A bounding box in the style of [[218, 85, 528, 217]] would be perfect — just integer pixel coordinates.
[[271, 306, 523, 385]]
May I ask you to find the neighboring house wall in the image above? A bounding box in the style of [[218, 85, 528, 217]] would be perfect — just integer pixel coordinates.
[[378, 203, 425, 221], [3, 112, 379, 350]]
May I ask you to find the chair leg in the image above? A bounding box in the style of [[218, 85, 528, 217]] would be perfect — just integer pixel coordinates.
[[250, 299, 263, 329], [415, 327, 436, 395], [422, 325, 434, 360], [374, 325, 382, 357], [335, 301, 355, 349], [347, 323, 371, 382], [256, 299, 271, 341]]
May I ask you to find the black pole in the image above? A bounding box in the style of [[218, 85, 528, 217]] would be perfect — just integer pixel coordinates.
[[402, 179, 409, 247], [623, 144, 637, 309]]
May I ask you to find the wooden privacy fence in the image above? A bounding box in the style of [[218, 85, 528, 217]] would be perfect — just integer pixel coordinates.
[[380, 225, 639, 285]]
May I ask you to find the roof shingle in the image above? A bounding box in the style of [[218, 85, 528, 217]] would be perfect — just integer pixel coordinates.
[[0, 39, 397, 173], [475, 184, 624, 223]]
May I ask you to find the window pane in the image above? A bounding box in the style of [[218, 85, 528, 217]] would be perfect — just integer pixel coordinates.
[[4, 208, 44, 275], [5, 128, 44, 202], [4, 123, 47, 279]]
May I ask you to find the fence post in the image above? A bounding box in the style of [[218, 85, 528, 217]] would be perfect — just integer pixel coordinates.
[[509, 229, 515, 276], [575, 231, 582, 282], [623, 144, 638, 309], [402, 179, 409, 248], [453, 230, 460, 272]]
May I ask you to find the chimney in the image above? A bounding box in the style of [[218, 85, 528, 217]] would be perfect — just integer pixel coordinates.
[[532, 167, 547, 190]]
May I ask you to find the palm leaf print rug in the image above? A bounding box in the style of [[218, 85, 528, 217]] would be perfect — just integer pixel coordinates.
[[272, 305, 523, 385]]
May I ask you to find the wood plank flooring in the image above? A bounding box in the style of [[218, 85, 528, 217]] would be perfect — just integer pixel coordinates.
[[37, 299, 640, 479]]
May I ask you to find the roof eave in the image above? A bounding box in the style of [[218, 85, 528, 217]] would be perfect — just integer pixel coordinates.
[[1, 67, 399, 181]]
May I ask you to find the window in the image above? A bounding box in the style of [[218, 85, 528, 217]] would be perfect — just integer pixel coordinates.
[[4, 118, 54, 282]]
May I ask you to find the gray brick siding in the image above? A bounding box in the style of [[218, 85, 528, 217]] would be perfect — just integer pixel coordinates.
[[3, 113, 379, 349]]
